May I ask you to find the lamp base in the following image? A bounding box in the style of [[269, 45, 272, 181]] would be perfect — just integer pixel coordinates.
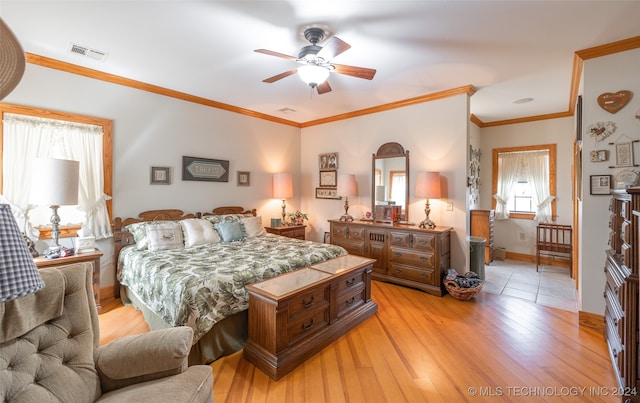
[[418, 218, 436, 229], [339, 214, 354, 222]]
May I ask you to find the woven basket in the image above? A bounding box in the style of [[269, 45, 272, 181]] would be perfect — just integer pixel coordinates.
[[444, 279, 483, 301]]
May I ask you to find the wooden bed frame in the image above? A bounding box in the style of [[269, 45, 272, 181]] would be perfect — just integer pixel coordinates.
[[536, 223, 572, 276]]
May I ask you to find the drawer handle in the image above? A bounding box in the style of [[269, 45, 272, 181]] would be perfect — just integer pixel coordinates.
[[345, 278, 356, 287], [345, 296, 356, 306], [302, 296, 315, 308], [302, 318, 315, 331], [394, 252, 402, 257], [420, 256, 428, 262], [420, 274, 427, 279], [394, 268, 402, 274]]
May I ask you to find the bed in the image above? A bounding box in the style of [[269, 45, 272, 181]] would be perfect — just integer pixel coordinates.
[[113, 206, 347, 365]]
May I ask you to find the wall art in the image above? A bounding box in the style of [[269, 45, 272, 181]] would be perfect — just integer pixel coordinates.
[[319, 152, 338, 170], [597, 90, 632, 114], [590, 175, 611, 195], [237, 171, 250, 186], [589, 150, 608, 162], [315, 187, 341, 199], [150, 166, 171, 185], [586, 121, 616, 142], [615, 142, 635, 167], [319, 170, 337, 187], [182, 156, 229, 182]]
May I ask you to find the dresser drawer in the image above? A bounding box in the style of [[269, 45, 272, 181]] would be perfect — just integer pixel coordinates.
[[389, 231, 411, 248], [348, 227, 365, 241], [287, 286, 330, 322], [412, 233, 436, 251], [388, 263, 436, 285], [334, 240, 365, 256], [287, 308, 330, 346], [335, 268, 365, 295], [389, 247, 435, 268], [336, 285, 366, 318]]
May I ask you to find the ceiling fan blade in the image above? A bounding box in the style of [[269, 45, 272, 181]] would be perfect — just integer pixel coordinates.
[[262, 69, 297, 83], [316, 36, 351, 60], [316, 81, 332, 94], [332, 63, 376, 80], [254, 49, 298, 61]]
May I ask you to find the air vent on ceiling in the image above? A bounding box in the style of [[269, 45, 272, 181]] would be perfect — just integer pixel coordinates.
[[277, 107, 296, 114], [69, 43, 109, 62]]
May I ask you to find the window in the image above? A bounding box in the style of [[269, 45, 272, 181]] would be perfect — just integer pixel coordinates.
[[0, 103, 113, 239], [389, 170, 406, 209], [492, 144, 556, 221]]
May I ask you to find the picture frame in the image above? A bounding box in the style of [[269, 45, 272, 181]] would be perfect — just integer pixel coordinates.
[[590, 150, 608, 162], [319, 170, 337, 187], [315, 187, 341, 199], [150, 166, 171, 185], [319, 152, 338, 170], [182, 156, 229, 182], [323, 232, 331, 243], [237, 171, 250, 186], [615, 142, 634, 167], [590, 175, 611, 195]]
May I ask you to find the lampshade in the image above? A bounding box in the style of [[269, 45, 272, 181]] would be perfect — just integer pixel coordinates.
[[415, 172, 441, 199], [273, 173, 293, 199], [337, 174, 357, 197], [297, 65, 330, 87], [375, 185, 386, 202], [0, 18, 26, 100], [0, 204, 44, 302], [30, 158, 80, 206]]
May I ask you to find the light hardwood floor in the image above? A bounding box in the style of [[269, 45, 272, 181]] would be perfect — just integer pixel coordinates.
[[99, 280, 618, 403]]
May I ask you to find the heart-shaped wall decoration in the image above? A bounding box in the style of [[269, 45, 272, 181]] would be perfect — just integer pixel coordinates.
[[597, 90, 633, 114]]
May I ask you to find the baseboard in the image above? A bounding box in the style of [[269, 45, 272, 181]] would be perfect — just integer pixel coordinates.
[[503, 251, 571, 269]]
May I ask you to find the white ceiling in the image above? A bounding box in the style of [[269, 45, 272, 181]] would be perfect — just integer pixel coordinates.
[[2, 1, 640, 125]]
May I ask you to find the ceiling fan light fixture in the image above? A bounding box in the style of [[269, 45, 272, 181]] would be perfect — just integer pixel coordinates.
[[297, 65, 330, 87]]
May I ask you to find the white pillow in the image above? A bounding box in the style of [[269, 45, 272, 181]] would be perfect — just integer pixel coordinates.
[[146, 221, 184, 251], [241, 216, 266, 238], [180, 218, 220, 247]]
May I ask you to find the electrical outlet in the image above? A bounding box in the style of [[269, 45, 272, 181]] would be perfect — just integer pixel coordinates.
[[446, 201, 453, 211]]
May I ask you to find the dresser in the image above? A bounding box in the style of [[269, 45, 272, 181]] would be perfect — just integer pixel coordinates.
[[329, 220, 451, 296], [243, 255, 377, 380], [265, 224, 306, 240], [470, 209, 494, 265], [606, 189, 639, 401]]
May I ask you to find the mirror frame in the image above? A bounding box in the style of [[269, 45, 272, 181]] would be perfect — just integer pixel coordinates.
[[372, 142, 410, 220]]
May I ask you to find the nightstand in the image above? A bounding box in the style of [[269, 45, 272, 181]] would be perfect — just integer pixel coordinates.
[[34, 249, 103, 313], [265, 225, 306, 240]]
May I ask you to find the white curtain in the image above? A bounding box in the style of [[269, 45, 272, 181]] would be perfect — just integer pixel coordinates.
[[1, 113, 112, 239], [527, 150, 554, 222], [390, 173, 406, 209], [493, 153, 520, 219]]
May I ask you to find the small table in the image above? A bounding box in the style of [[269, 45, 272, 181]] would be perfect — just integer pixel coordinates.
[[34, 249, 103, 313], [265, 225, 306, 240]]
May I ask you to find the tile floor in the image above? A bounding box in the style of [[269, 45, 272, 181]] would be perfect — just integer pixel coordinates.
[[482, 259, 578, 312]]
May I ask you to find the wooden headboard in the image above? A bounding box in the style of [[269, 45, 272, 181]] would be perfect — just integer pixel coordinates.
[[112, 206, 257, 297]]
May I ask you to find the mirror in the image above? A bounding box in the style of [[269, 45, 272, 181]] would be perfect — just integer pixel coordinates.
[[371, 142, 409, 222]]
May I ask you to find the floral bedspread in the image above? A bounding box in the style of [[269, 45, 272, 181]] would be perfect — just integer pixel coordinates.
[[117, 234, 347, 341]]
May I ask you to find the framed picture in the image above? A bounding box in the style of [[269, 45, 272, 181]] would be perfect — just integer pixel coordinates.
[[182, 156, 229, 182], [615, 142, 634, 167], [590, 150, 608, 162], [319, 170, 337, 187], [323, 232, 331, 243], [315, 187, 341, 199], [319, 152, 338, 170], [150, 166, 171, 185], [590, 175, 611, 195], [237, 171, 250, 186]]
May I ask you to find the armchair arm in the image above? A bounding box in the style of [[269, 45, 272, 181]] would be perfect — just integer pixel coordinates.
[[95, 326, 193, 393]]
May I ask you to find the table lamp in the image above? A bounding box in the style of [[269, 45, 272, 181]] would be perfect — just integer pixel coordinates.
[[0, 204, 45, 302], [338, 174, 357, 222], [30, 158, 80, 253], [273, 172, 293, 225], [415, 171, 441, 229]]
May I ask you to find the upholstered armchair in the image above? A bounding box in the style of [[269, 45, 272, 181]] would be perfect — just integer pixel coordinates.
[[0, 262, 214, 402]]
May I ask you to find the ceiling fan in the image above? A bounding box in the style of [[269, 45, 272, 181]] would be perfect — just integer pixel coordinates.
[[254, 27, 376, 94]]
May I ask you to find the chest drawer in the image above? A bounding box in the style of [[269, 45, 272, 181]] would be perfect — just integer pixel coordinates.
[[287, 286, 330, 322], [287, 308, 330, 346], [336, 285, 366, 318], [335, 268, 365, 295], [389, 247, 435, 268], [388, 263, 436, 285]]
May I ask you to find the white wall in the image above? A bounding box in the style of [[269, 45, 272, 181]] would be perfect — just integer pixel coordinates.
[[479, 118, 574, 256], [580, 48, 640, 314], [300, 95, 471, 272], [4, 64, 302, 287]]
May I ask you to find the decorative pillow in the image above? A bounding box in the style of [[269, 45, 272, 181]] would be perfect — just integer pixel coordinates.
[[146, 221, 184, 251], [180, 218, 220, 247], [214, 221, 246, 243], [203, 213, 253, 225], [125, 222, 152, 250], [241, 216, 266, 238]]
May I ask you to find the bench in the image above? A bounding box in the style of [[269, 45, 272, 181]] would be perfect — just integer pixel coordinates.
[[536, 223, 572, 276]]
